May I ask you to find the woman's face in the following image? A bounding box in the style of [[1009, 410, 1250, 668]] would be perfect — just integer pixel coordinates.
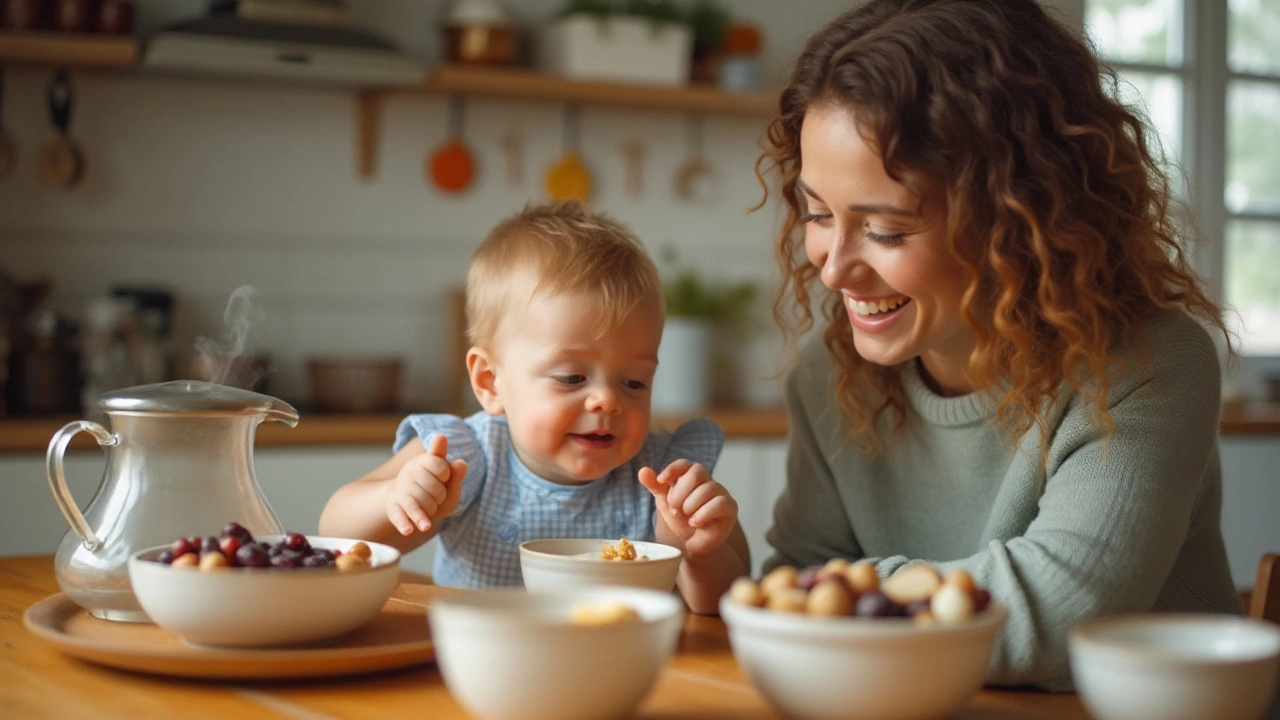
[[798, 105, 977, 396]]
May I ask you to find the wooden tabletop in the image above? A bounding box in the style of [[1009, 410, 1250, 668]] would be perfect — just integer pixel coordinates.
[[2, 555, 1096, 720]]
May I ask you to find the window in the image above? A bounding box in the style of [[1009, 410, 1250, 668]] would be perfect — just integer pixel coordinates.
[[1085, 0, 1280, 358]]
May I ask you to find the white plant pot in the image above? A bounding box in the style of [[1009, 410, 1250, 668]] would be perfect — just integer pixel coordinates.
[[538, 15, 693, 87], [653, 317, 712, 415]]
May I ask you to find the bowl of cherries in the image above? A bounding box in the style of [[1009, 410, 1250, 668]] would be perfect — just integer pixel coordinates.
[[128, 522, 400, 647], [720, 560, 1006, 720]]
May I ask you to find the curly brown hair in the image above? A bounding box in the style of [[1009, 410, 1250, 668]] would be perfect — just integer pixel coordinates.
[[756, 0, 1229, 451]]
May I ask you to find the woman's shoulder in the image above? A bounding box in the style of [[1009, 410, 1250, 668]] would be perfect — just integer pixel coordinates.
[[1114, 310, 1221, 390]]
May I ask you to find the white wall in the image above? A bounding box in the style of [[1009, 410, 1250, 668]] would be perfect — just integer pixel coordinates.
[[0, 0, 1083, 412]]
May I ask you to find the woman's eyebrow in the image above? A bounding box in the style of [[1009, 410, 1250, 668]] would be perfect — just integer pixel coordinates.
[[796, 178, 916, 217]]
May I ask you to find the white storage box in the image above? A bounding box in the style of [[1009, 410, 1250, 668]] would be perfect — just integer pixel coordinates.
[[539, 15, 693, 86]]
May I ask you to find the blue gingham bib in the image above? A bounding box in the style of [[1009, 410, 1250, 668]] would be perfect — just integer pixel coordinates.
[[393, 411, 724, 588]]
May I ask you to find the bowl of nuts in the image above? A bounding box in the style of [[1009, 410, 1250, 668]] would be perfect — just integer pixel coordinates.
[[720, 560, 1006, 720], [429, 586, 684, 720], [519, 537, 682, 592], [128, 521, 400, 647]]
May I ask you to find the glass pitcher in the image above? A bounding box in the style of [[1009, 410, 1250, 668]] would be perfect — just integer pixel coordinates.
[[46, 380, 299, 622]]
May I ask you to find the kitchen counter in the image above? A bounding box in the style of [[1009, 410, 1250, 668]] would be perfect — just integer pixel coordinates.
[[2, 402, 1277, 454]]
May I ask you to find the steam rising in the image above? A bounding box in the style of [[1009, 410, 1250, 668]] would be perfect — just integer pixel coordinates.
[[195, 285, 270, 390]]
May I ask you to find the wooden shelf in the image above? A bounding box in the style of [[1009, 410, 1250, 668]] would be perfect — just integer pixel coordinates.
[[0, 30, 139, 70], [355, 63, 775, 178]]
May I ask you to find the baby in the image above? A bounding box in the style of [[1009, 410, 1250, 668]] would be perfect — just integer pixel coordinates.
[[319, 201, 749, 613]]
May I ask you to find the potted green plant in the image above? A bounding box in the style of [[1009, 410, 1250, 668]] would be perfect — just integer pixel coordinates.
[[653, 247, 758, 414]]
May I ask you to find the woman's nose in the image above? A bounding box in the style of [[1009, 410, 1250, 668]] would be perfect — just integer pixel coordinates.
[[820, 229, 868, 288]]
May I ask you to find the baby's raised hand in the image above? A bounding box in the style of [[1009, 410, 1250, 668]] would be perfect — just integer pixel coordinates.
[[638, 460, 738, 557], [387, 434, 468, 536]]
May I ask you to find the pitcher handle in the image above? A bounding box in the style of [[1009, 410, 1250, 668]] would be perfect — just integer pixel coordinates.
[[46, 420, 119, 551]]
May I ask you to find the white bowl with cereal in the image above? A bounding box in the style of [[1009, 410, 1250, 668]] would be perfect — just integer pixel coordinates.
[[518, 537, 682, 592], [128, 525, 399, 647], [429, 586, 683, 720], [720, 560, 1007, 720]]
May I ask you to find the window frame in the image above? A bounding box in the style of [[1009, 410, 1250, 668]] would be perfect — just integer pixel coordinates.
[[1090, 0, 1280, 396]]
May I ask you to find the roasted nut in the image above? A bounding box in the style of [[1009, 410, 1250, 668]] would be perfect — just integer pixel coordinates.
[[199, 550, 229, 571], [570, 601, 640, 626], [881, 563, 943, 605], [728, 577, 765, 607], [806, 578, 854, 616], [944, 568, 977, 595], [172, 552, 199, 568], [844, 561, 880, 594], [760, 565, 800, 599], [335, 553, 368, 572], [765, 587, 809, 613], [930, 583, 975, 624]]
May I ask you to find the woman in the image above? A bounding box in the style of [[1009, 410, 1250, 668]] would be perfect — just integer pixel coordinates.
[[756, 0, 1241, 691]]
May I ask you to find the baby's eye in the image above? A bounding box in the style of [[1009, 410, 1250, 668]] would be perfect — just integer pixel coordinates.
[[623, 379, 648, 391], [554, 374, 586, 386]]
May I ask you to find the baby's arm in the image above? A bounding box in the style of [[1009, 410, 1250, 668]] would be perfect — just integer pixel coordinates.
[[639, 461, 751, 615], [318, 434, 468, 554]]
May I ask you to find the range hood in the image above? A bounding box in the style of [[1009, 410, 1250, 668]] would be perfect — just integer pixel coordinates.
[[141, 14, 426, 87]]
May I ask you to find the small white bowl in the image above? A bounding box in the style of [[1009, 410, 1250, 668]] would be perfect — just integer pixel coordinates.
[[428, 586, 684, 720], [721, 595, 1007, 720], [1069, 613, 1280, 720], [128, 535, 400, 647], [519, 538, 682, 592]]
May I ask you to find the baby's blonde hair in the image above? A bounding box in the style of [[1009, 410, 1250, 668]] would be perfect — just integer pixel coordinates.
[[465, 201, 663, 349]]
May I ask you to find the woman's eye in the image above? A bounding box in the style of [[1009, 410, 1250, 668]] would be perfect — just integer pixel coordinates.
[[554, 374, 586, 386], [801, 211, 833, 225], [865, 228, 907, 246]]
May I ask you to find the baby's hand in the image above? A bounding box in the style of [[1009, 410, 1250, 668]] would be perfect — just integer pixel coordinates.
[[638, 460, 737, 557], [386, 434, 468, 535]]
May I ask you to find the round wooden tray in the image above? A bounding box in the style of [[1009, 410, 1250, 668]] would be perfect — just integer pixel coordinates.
[[23, 584, 449, 680]]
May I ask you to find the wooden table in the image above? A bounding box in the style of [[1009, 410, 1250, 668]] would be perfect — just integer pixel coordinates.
[[2, 555, 1095, 720]]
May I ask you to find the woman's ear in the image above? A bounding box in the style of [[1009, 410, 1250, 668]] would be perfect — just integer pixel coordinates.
[[466, 346, 504, 415]]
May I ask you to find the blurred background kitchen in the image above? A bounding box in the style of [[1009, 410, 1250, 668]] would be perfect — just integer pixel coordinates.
[[2, 0, 1278, 586]]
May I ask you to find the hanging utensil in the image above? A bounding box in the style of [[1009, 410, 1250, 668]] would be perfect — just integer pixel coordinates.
[[0, 67, 15, 180], [620, 140, 644, 198], [500, 129, 523, 187], [427, 95, 476, 194], [674, 114, 719, 204], [38, 69, 84, 189], [545, 106, 592, 202]]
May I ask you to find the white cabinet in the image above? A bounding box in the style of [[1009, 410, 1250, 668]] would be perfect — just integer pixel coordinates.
[[719, 439, 788, 577]]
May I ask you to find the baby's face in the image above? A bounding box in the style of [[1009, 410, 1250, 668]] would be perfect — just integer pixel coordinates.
[[490, 289, 663, 485]]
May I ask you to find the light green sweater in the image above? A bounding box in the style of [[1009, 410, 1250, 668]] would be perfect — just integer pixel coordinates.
[[765, 311, 1241, 691]]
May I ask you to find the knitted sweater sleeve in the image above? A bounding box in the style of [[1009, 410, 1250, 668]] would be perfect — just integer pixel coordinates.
[[935, 316, 1228, 690]]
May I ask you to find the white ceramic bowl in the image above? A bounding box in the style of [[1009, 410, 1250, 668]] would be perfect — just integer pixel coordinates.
[[128, 535, 400, 647], [519, 538, 682, 592], [428, 586, 684, 720], [1069, 613, 1280, 720], [721, 596, 1007, 720]]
